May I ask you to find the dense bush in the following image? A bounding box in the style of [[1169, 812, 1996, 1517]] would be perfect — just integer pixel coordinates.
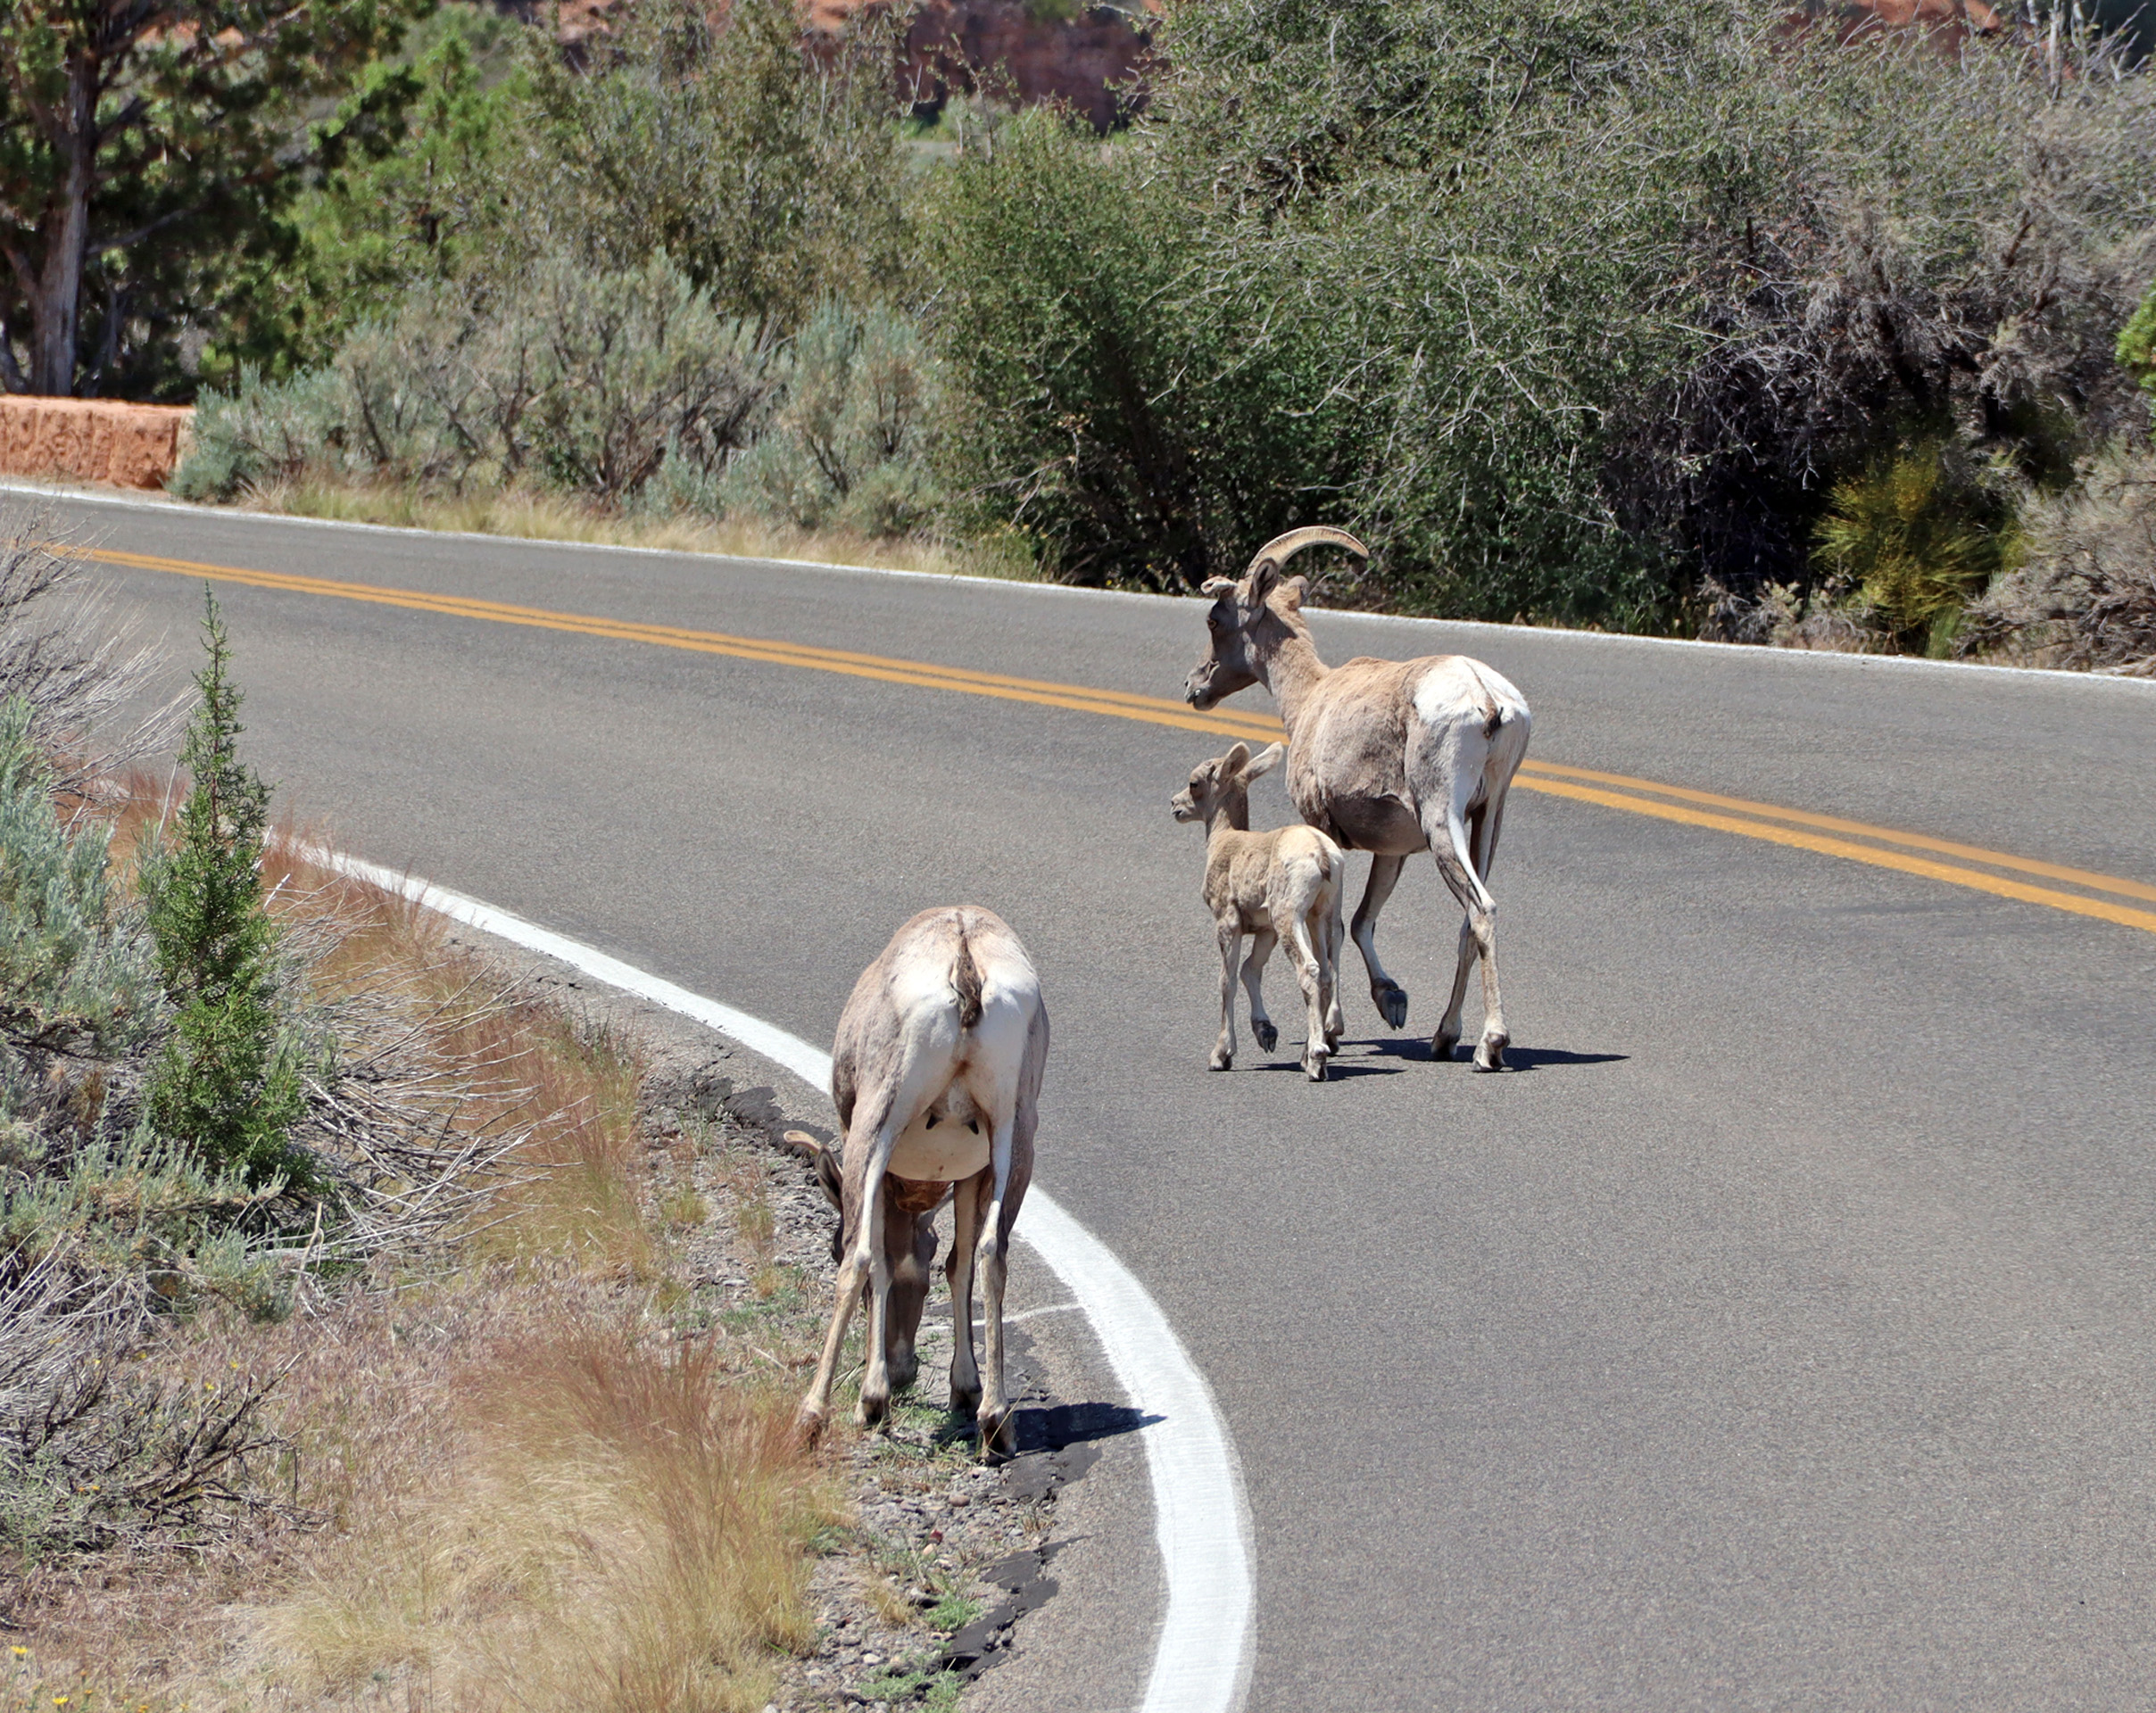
[[1965, 444, 2156, 673], [925, 0, 2155, 632]]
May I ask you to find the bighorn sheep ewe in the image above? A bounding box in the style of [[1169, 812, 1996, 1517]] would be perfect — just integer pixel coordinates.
[[1183, 528, 1532, 1069], [796, 906, 1048, 1457], [1172, 741, 1345, 1080]]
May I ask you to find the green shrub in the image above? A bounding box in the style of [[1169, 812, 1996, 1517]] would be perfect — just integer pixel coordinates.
[[138, 594, 311, 1187], [0, 697, 161, 1058], [2122, 281, 2156, 400], [175, 255, 779, 506], [1811, 444, 2018, 655], [711, 302, 942, 535]]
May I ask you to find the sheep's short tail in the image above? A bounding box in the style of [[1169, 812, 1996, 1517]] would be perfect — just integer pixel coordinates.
[[952, 930, 984, 1030]]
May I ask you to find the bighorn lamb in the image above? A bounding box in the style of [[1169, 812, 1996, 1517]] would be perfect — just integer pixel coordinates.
[[1172, 741, 1345, 1080], [1183, 528, 1532, 1069], [796, 906, 1048, 1456]]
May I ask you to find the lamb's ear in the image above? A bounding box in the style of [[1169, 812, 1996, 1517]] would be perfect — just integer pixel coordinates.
[[1275, 575, 1309, 612], [1244, 741, 1287, 781], [1200, 577, 1237, 598], [1221, 741, 1252, 777], [1247, 558, 1281, 607]]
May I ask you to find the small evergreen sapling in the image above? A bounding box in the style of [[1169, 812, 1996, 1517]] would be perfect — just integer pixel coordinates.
[[141, 592, 310, 1186]]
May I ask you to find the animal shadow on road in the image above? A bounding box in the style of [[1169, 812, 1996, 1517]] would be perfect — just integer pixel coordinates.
[[1008, 1400, 1158, 1456], [1350, 1038, 1630, 1071], [1253, 1051, 1403, 1079]]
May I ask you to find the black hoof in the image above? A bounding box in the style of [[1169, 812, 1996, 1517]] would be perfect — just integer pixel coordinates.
[[1376, 984, 1410, 1030], [1253, 1020, 1279, 1053], [1432, 1032, 1461, 1063]]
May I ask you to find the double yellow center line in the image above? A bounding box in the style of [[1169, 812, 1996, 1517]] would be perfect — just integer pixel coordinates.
[[86, 542, 2156, 939]]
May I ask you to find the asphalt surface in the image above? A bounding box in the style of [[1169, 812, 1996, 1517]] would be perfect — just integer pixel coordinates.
[[37, 493, 2156, 1710]]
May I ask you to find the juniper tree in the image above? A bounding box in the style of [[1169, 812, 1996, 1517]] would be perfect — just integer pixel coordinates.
[[140, 590, 307, 1185]]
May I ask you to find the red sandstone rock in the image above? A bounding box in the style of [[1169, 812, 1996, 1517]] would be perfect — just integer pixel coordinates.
[[812, 1, 1159, 131], [0, 396, 193, 491]]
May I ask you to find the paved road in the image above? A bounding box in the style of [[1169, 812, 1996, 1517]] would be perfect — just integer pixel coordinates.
[[42, 494, 2156, 1709]]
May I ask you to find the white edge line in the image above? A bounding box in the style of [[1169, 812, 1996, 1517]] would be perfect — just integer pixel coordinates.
[[311, 845, 1255, 1713], [10, 476, 2152, 695]]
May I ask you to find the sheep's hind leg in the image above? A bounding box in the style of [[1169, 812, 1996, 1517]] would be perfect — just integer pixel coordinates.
[[1241, 925, 1280, 1055], [1352, 854, 1411, 1030], [945, 1172, 985, 1420], [975, 1121, 1020, 1459], [1432, 915, 1476, 1063], [1288, 910, 1331, 1081], [1428, 803, 1508, 1071]]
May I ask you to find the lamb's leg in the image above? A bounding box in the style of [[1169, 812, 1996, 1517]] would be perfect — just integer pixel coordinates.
[[1211, 924, 1242, 1071], [1323, 886, 1347, 1049], [1351, 853, 1410, 1030], [1287, 907, 1331, 1081], [1241, 925, 1280, 1055], [945, 1171, 984, 1419], [975, 1119, 1019, 1458]]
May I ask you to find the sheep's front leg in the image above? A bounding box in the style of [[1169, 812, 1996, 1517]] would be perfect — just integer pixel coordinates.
[[856, 1169, 900, 1428], [800, 1115, 898, 1436], [884, 1199, 936, 1394], [1352, 854, 1410, 1029], [1211, 923, 1242, 1071], [1241, 924, 1280, 1055], [974, 1121, 1020, 1458], [945, 1172, 985, 1420]]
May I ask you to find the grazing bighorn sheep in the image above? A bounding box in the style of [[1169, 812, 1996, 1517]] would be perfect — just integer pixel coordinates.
[[796, 906, 1048, 1457], [1172, 741, 1346, 1080], [1182, 528, 1532, 1069]]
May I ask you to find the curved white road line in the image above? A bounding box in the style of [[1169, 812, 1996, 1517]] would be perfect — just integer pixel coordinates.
[[320, 849, 1255, 1713]]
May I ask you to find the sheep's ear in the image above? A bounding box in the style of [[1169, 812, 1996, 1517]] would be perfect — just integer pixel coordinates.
[[1221, 741, 1251, 777], [1200, 577, 1237, 598], [1245, 741, 1287, 781], [1247, 558, 1281, 606], [1276, 575, 1309, 612]]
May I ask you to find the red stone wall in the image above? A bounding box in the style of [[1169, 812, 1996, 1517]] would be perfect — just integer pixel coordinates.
[[0, 396, 193, 491]]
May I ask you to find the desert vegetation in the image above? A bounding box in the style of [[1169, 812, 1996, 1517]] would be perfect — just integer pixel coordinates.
[[4, 0, 2153, 666], [0, 517, 1034, 1709]]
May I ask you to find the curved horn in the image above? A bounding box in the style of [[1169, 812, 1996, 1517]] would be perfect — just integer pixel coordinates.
[[1244, 526, 1370, 578]]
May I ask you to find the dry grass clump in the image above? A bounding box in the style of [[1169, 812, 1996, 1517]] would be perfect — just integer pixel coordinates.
[[250, 1303, 833, 1713], [1963, 444, 2156, 674], [238, 476, 1042, 584]]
